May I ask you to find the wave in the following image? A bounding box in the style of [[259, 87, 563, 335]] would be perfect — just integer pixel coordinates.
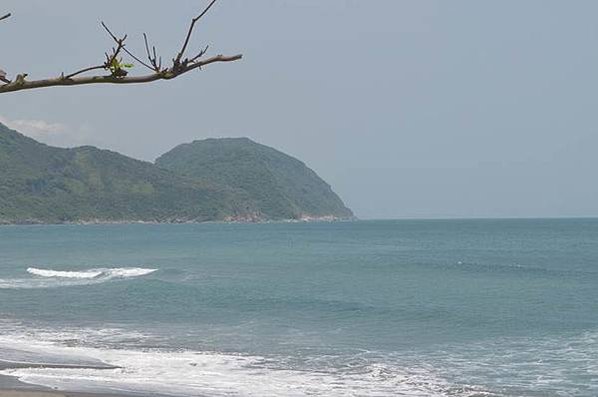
[[0, 322, 495, 397], [0, 267, 157, 289], [27, 267, 157, 280], [0, 334, 480, 397], [27, 268, 103, 279], [0, 357, 478, 397], [3, 323, 596, 396]]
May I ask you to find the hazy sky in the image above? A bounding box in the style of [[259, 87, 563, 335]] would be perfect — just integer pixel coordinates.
[[1, 1, 597, 219]]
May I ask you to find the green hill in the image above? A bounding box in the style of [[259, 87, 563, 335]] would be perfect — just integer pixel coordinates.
[[0, 124, 352, 223], [0, 124, 254, 223], [156, 138, 353, 220]]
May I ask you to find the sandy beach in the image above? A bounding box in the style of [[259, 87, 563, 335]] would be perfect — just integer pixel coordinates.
[[0, 392, 67, 397], [0, 375, 125, 397], [0, 392, 133, 397]]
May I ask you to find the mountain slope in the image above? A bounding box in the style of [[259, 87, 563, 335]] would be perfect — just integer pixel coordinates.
[[0, 124, 254, 223], [155, 138, 353, 220], [0, 124, 353, 223]]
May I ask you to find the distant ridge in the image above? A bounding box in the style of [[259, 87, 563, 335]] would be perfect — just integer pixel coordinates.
[[0, 123, 353, 224]]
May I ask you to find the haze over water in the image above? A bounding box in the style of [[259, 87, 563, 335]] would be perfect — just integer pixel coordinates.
[[0, 219, 596, 396]]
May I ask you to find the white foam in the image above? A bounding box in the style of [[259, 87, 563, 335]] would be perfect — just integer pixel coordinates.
[[1, 350, 457, 397], [0, 329, 475, 397], [0, 267, 157, 289], [27, 267, 157, 279], [27, 268, 103, 279], [99, 267, 158, 278]]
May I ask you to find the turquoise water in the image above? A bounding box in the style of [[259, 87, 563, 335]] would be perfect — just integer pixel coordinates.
[[0, 219, 596, 396]]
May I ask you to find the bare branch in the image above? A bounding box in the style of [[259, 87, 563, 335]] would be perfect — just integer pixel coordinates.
[[0, 2, 242, 94], [0, 54, 242, 94], [175, 0, 217, 65], [64, 65, 105, 80], [101, 22, 154, 72], [144, 33, 162, 72], [0, 13, 12, 83], [190, 45, 210, 63]]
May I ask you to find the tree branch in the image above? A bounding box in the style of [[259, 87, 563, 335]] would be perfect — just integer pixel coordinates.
[[175, 0, 217, 65], [101, 22, 154, 72], [63, 65, 106, 80], [0, 1, 242, 94], [144, 33, 162, 72], [0, 54, 242, 94], [0, 13, 11, 83]]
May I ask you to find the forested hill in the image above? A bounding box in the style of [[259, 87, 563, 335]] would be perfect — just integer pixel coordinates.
[[156, 137, 353, 221], [0, 124, 352, 224]]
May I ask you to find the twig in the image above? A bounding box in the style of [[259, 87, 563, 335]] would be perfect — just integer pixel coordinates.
[[101, 22, 154, 71], [175, 0, 217, 65], [143, 33, 162, 72], [64, 65, 105, 79]]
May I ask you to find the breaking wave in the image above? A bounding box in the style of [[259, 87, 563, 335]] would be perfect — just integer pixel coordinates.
[[0, 327, 492, 397], [27, 267, 157, 279], [0, 267, 157, 289]]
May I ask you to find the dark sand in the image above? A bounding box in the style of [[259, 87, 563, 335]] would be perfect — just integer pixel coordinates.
[[0, 375, 123, 397], [0, 369, 148, 397]]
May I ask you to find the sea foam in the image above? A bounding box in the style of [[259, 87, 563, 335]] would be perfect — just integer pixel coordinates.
[[27, 268, 103, 279], [0, 267, 157, 289], [0, 322, 496, 397], [0, 335, 460, 397], [27, 267, 157, 279]]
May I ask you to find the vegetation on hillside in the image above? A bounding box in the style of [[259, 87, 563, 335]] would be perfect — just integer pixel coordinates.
[[0, 124, 352, 224], [0, 123, 256, 223], [156, 138, 353, 220]]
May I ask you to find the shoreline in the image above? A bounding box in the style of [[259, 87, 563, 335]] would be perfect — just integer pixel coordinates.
[[0, 376, 106, 397], [0, 390, 141, 397], [0, 216, 356, 227], [0, 378, 172, 397], [0, 371, 121, 397], [0, 374, 175, 397]]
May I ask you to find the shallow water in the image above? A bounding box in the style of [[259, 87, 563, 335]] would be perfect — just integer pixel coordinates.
[[0, 219, 596, 396]]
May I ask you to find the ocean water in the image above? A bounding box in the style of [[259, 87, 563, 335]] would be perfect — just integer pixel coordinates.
[[0, 219, 596, 396]]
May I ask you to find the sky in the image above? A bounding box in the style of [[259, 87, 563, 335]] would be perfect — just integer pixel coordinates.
[[1, 0, 597, 219]]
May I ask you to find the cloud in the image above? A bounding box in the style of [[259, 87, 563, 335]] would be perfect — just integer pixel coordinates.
[[0, 115, 99, 148], [0, 116, 67, 135]]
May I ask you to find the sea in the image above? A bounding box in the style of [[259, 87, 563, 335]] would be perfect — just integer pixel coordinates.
[[0, 219, 596, 397]]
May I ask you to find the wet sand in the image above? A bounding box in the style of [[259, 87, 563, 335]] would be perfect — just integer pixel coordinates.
[[0, 392, 67, 397], [0, 375, 130, 397], [0, 392, 135, 397]]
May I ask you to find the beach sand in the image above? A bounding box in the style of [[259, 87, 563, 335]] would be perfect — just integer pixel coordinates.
[[0, 376, 126, 397], [0, 392, 133, 397], [0, 392, 137, 397], [0, 361, 128, 397], [0, 392, 67, 397]]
